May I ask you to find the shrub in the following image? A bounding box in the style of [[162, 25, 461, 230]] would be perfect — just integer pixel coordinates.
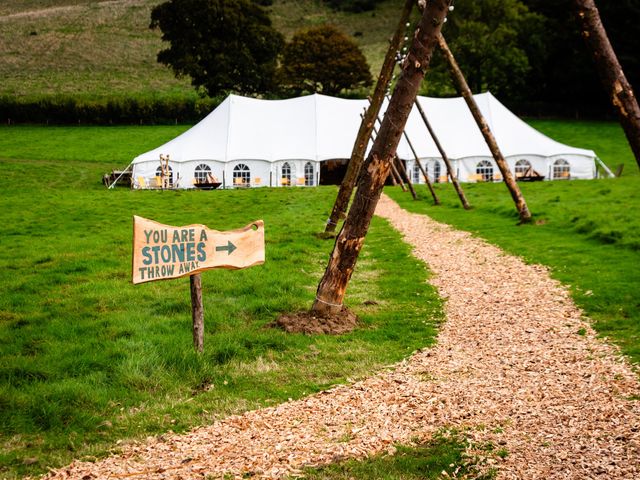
[[0, 95, 221, 125], [278, 25, 372, 96]]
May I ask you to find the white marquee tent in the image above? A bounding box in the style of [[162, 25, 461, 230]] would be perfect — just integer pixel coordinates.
[[126, 92, 609, 189]]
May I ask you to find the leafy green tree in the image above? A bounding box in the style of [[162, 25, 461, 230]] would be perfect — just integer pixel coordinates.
[[521, 0, 640, 116], [150, 0, 284, 97], [279, 25, 373, 96], [431, 0, 545, 101]]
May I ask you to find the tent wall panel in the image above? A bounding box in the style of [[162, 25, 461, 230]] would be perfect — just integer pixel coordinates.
[[128, 93, 602, 190]]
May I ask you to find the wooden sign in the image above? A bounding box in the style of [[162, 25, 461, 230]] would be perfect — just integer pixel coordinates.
[[132, 216, 265, 284]]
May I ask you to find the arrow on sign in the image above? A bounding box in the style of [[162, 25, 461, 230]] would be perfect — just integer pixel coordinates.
[[216, 240, 237, 255]]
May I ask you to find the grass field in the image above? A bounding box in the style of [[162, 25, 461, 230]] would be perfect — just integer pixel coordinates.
[[1, 119, 638, 477], [0, 142, 446, 476], [0, 0, 409, 101]]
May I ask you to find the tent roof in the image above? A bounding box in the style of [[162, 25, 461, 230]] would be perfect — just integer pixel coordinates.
[[132, 92, 596, 165]]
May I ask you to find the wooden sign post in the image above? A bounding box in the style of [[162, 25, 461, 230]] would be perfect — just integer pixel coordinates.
[[132, 216, 265, 352]]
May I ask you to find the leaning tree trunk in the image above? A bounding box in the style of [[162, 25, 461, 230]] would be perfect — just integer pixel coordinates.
[[324, 0, 414, 233], [312, 0, 452, 315], [574, 0, 640, 171], [437, 33, 532, 224]]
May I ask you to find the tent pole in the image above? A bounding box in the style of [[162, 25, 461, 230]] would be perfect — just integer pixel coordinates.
[[108, 163, 133, 189], [595, 156, 614, 177], [396, 157, 416, 198], [323, 0, 415, 234], [371, 120, 405, 190], [413, 97, 471, 209], [437, 32, 531, 223], [401, 129, 440, 205], [374, 115, 417, 199], [391, 159, 407, 191]]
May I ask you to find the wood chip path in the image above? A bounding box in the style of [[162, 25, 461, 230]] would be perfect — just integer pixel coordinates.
[[45, 194, 640, 479]]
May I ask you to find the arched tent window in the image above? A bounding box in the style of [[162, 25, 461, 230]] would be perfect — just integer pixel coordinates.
[[156, 165, 173, 186], [433, 161, 442, 183], [194, 163, 212, 183], [476, 160, 493, 182], [304, 162, 315, 186], [412, 162, 421, 183], [282, 162, 292, 186], [515, 159, 531, 178], [233, 163, 251, 187], [553, 159, 570, 180]]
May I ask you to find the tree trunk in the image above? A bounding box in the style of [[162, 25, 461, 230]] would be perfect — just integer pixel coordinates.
[[312, 0, 452, 315], [437, 33, 532, 224], [414, 97, 470, 209], [574, 0, 640, 171], [324, 0, 415, 233]]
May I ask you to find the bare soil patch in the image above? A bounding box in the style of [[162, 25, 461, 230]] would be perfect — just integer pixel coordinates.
[[273, 308, 359, 335]]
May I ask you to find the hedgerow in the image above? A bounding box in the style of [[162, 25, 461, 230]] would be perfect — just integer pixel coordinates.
[[0, 95, 221, 125]]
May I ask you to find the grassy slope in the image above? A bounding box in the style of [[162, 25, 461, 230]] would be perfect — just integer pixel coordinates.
[[0, 0, 406, 100], [0, 0, 193, 99], [0, 143, 444, 476]]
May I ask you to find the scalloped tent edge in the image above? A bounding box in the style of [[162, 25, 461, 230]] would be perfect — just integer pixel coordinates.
[[117, 92, 611, 189]]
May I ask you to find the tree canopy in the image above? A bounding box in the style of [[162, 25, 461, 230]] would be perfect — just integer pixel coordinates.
[[279, 25, 373, 96], [428, 0, 545, 101], [422, 0, 639, 116], [520, 0, 640, 116], [149, 0, 284, 97]]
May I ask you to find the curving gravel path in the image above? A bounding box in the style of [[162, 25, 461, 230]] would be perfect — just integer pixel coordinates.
[[45, 194, 640, 479]]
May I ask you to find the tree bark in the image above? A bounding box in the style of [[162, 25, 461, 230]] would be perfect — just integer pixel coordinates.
[[190, 273, 204, 353], [312, 0, 452, 315], [414, 97, 470, 209], [437, 33, 532, 224], [574, 0, 640, 171], [324, 0, 415, 233]]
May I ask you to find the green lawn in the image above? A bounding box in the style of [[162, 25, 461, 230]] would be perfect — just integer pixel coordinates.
[[387, 175, 640, 364], [0, 157, 444, 476], [1, 119, 638, 477]]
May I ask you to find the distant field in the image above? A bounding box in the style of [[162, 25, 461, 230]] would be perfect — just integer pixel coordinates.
[[0, 117, 636, 175], [0, 0, 408, 100]]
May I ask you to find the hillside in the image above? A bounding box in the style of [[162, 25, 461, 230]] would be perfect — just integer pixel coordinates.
[[0, 0, 406, 100]]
